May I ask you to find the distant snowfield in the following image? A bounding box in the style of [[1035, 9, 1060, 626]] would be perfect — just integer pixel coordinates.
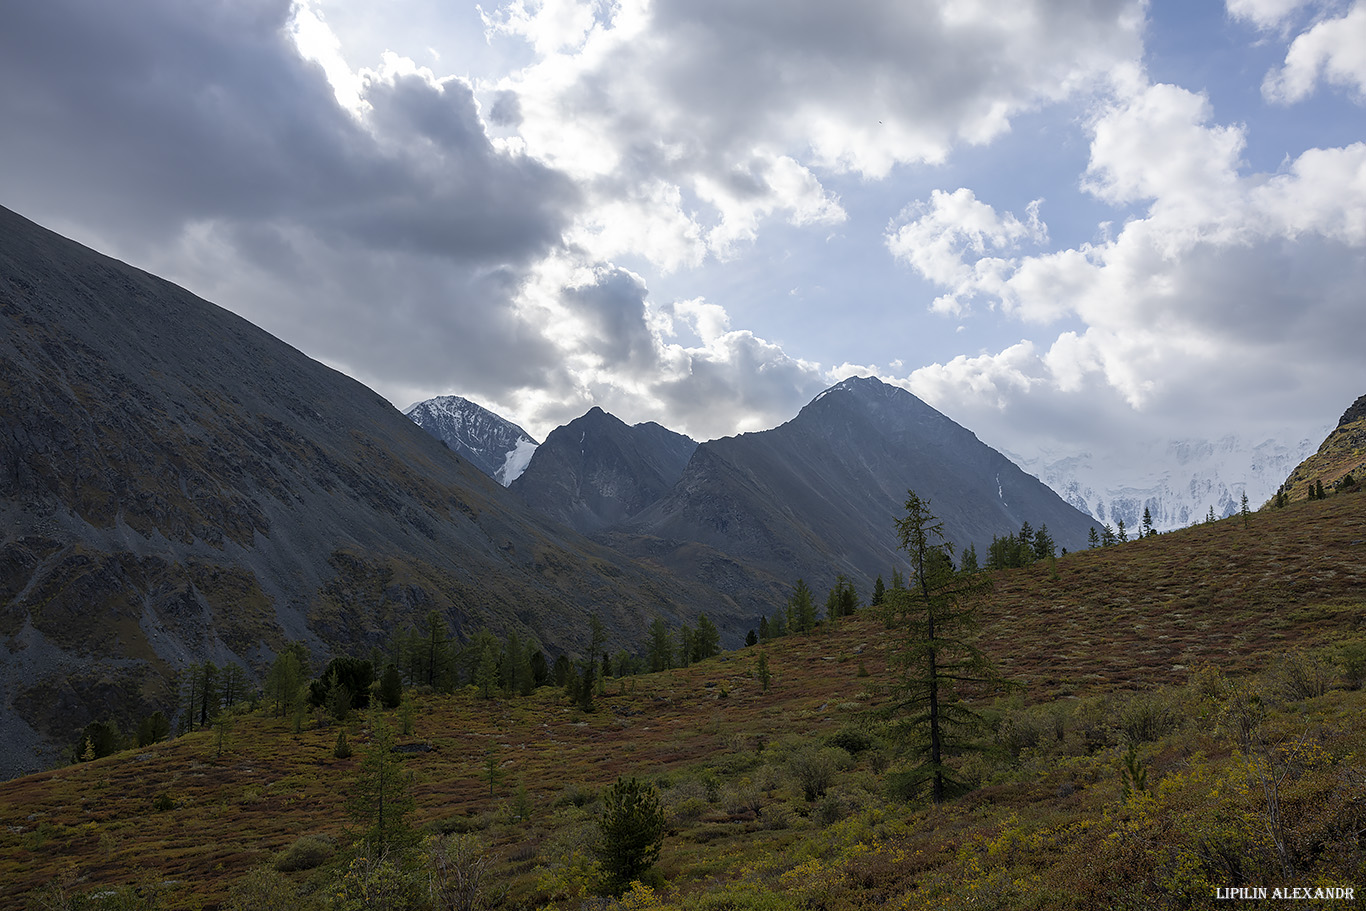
[[1009, 434, 1322, 533]]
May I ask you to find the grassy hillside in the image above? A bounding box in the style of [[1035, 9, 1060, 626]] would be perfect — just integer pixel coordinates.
[[2, 491, 1364, 909]]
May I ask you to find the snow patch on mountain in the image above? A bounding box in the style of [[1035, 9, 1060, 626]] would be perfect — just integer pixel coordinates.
[[1009, 434, 1321, 533], [404, 395, 538, 486], [500, 438, 539, 486]]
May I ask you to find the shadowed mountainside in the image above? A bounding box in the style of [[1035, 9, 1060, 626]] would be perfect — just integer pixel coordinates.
[[510, 406, 697, 533], [0, 204, 733, 777], [611, 376, 1099, 600]]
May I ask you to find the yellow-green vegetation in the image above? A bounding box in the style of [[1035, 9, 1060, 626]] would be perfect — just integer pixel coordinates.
[[2, 493, 1364, 909], [1279, 404, 1366, 503]]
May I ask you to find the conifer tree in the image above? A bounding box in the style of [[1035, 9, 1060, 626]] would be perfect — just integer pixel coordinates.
[[694, 613, 721, 661], [647, 618, 674, 671], [378, 663, 403, 709], [529, 650, 550, 689], [960, 543, 980, 574], [1117, 517, 1128, 543], [872, 575, 886, 606], [1031, 526, 1055, 561], [420, 610, 453, 689], [265, 649, 305, 718], [1088, 527, 1100, 549], [887, 491, 1006, 804], [1142, 507, 1154, 537], [677, 624, 696, 667], [593, 777, 665, 896], [787, 579, 817, 633], [348, 715, 414, 854]]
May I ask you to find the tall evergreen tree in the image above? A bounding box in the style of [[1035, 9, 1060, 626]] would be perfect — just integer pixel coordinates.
[[647, 618, 674, 671], [1088, 527, 1100, 549], [1117, 517, 1128, 543], [378, 663, 403, 709], [420, 610, 453, 689], [694, 613, 721, 661], [1032, 525, 1055, 561], [677, 624, 696, 667], [348, 715, 415, 854], [264, 649, 305, 718], [529, 650, 550, 689], [887, 491, 1006, 804], [872, 575, 886, 606], [787, 579, 817, 633], [1141, 506, 1155, 537], [959, 544, 979, 574]]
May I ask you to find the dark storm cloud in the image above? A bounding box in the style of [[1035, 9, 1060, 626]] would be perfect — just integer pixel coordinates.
[[0, 0, 582, 400], [562, 267, 660, 370]]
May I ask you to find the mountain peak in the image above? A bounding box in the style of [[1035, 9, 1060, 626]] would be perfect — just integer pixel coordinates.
[[405, 394, 537, 485]]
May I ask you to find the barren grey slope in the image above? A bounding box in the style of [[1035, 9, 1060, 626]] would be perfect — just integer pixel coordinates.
[[618, 376, 1099, 599], [0, 204, 723, 778]]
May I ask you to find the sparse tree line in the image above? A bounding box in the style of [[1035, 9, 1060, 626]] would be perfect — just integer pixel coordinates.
[[70, 607, 735, 761], [1273, 471, 1357, 507]]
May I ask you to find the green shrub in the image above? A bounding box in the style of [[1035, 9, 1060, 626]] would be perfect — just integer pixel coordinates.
[[1335, 639, 1366, 690], [273, 833, 336, 872], [1116, 692, 1180, 745], [789, 747, 841, 802], [1269, 648, 1333, 701], [826, 727, 875, 756]]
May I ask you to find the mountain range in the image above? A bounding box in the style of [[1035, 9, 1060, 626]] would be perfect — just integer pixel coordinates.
[[8, 200, 1342, 782], [0, 204, 722, 777], [413, 377, 1101, 611]]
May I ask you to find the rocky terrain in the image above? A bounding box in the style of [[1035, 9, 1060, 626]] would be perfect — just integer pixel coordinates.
[[405, 395, 538, 486], [509, 407, 697, 533], [0, 205, 728, 777]]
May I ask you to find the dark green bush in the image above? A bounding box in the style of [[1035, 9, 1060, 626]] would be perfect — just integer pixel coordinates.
[[273, 834, 336, 872]]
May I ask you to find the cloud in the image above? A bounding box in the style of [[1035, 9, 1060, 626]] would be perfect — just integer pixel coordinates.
[[1260, 1, 1366, 103], [0, 0, 590, 406], [1226, 0, 1317, 29], [890, 77, 1366, 456], [492, 0, 1143, 270], [886, 189, 1047, 317]]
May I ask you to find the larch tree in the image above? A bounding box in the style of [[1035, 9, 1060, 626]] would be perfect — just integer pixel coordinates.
[[886, 490, 1007, 804], [348, 714, 415, 854]]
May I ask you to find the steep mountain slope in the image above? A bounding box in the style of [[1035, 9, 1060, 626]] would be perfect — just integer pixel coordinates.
[[1011, 435, 1318, 532], [405, 395, 538, 485], [510, 407, 697, 533], [1279, 393, 1366, 500], [0, 204, 721, 777], [615, 376, 1098, 600]]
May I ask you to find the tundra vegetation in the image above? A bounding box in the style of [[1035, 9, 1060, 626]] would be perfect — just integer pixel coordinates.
[[4, 486, 1366, 910]]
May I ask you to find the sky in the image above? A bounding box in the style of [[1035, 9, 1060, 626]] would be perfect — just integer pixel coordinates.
[[2, 0, 1363, 490]]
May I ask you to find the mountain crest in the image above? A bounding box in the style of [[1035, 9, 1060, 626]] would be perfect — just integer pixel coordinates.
[[405, 395, 538, 486]]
